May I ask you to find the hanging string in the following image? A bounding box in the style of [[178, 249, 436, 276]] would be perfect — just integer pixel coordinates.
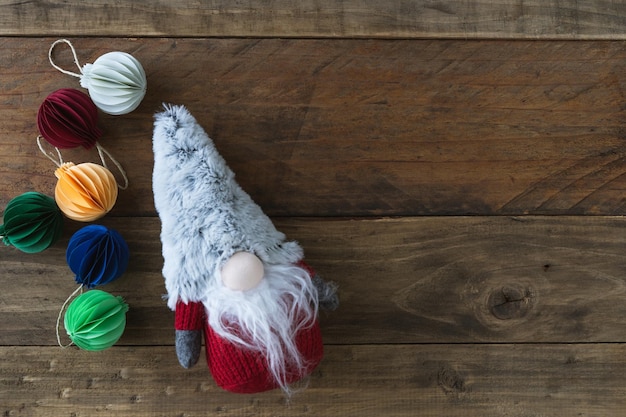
[[56, 284, 84, 348], [36, 135, 63, 167], [48, 39, 83, 79], [37, 136, 128, 190], [96, 144, 129, 190]]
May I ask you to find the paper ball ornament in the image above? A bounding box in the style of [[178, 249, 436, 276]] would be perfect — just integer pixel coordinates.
[[54, 162, 118, 222], [80, 52, 147, 115], [67, 225, 129, 288], [0, 192, 64, 253], [64, 289, 128, 351], [38, 88, 101, 150]]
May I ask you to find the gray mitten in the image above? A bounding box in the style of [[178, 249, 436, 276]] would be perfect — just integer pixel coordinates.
[[312, 274, 339, 311], [174, 300, 206, 368], [176, 329, 202, 368]]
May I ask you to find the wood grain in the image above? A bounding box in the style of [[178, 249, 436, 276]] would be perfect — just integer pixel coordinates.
[[1, 344, 624, 417], [1, 2, 624, 415], [0, 0, 624, 39], [1, 38, 624, 216], [1, 216, 625, 346]]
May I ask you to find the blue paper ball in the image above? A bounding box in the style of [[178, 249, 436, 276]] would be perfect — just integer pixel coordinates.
[[66, 224, 129, 288]]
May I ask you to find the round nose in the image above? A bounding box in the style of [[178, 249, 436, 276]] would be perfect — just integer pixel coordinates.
[[220, 251, 265, 291]]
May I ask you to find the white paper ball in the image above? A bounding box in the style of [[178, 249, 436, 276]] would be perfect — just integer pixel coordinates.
[[80, 51, 147, 115]]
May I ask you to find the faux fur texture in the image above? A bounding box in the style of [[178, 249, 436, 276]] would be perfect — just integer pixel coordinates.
[[152, 104, 321, 392], [152, 104, 306, 310]]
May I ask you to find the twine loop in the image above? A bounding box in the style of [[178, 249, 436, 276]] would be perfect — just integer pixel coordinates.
[[48, 39, 83, 79], [37, 136, 129, 190], [56, 284, 83, 348], [36, 135, 64, 167], [96, 144, 129, 190]]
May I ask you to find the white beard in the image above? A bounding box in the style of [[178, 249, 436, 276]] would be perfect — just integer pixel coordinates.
[[203, 262, 319, 392]]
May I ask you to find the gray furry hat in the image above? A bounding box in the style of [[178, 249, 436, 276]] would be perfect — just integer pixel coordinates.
[[152, 104, 304, 310]]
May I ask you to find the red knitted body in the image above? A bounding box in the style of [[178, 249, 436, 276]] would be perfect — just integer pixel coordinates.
[[174, 262, 324, 393], [176, 300, 323, 393], [205, 315, 323, 393]]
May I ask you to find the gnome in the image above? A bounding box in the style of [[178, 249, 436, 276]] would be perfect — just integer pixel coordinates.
[[152, 104, 338, 394]]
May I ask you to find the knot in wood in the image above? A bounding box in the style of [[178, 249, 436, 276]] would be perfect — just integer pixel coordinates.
[[437, 366, 467, 396], [487, 285, 533, 320]]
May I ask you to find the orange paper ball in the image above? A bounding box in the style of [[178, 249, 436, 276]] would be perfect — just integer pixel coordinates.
[[54, 162, 118, 222]]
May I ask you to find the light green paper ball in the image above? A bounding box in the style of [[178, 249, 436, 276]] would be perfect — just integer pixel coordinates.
[[64, 290, 129, 351]]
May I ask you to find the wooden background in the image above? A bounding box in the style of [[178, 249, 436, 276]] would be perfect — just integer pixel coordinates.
[[1, 1, 625, 416]]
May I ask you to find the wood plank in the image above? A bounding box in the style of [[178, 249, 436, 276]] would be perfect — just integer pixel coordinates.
[[1, 344, 624, 416], [1, 216, 625, 346], [0, 38, 624, 216], [0, 0, 624, 39]]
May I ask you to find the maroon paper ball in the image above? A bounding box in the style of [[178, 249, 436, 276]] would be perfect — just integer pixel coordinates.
[[37, 88, 102, 150]]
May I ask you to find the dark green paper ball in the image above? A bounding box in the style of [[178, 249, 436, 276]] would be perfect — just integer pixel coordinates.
[[64, 290, 129, 351], [0, 191, 64, 253]]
